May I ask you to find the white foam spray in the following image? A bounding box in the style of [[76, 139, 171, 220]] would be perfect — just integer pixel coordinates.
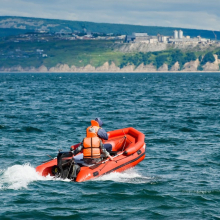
[[95, 168, 152, 184], [0, 165, 152, 189], [0, 163, 54, 190]]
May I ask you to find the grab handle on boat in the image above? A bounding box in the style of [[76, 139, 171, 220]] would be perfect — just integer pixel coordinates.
[[102, 152, 123, 164]]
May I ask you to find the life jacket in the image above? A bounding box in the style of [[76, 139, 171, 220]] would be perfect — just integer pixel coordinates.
[[83, 132, 101, 159], [86, 120, 100, 138]]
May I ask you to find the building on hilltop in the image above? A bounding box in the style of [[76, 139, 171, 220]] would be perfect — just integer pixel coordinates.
[[179, 30, 183, 39], [173, 30, 184, 39], [125, 34, 135, 43], [125, 30, 211, 45], [125, 33, 159, 43], [169, 30, 211, 44], [134, 33, 151, 43], [174, 30, 178, 39], [158, 35, 169, 43]]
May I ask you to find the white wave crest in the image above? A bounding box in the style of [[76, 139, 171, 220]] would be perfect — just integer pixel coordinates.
[[95, 168, 152, 184], [0, 163, 53, 190], [0, 165, 151, 189]]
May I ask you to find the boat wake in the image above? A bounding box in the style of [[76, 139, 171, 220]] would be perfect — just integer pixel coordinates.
[[95, 168, 152, 184], [0, 163, 54, 190], [0, 165, 150, 190]]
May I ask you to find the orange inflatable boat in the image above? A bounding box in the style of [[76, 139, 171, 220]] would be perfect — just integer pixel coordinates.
[[36, 127, 146, 182]]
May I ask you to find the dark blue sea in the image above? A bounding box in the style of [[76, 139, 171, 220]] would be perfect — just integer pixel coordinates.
[[0, 72, 220, 220]]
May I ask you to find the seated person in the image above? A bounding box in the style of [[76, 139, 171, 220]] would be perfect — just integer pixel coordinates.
[[87, 118, 112, 152], [72, 127, 113, 165]]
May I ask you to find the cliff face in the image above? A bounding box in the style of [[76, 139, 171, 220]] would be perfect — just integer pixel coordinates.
[[113, 42, 220, 53], [158, 64, 168, 72], [113, 42, 167, 53], [170, 62, 180, 71], [95, 62, 120, 72], [120, 64, 135, 72], [202, 55, 219, 71], [182, 59, 199, 72], [134, 63, 156, 72], [1, 55, 220, 72]]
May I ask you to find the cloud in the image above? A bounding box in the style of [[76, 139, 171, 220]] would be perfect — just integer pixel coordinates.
[[0, 0, 220, 30]]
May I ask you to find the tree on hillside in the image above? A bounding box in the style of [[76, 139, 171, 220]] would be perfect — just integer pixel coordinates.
[[154, 54, 168, 69], [201, 52, 215, 65], [216, 50, 220, 59], [185, 52, 197, 63], [142, 52, 151, 65], [170, 50, 184, 69], [119, 55, 129, 68], [132, 54, 141, 66], [197, 65, 203, 71]]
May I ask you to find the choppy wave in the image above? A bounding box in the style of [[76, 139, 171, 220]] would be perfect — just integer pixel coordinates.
[[95, 168, 152, 184], [0, 165, 154, 191], [0, 164, 52, 190], [0, 163, 75, 191], [0, 125, 5, 129], [1, 73, 220, 219], [22, 126, 44, 133]]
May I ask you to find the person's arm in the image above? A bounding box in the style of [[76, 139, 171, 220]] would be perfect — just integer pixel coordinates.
[[97, 128, 108, 140], [100, 140, 113, 160], [71, 142, 83, 155]]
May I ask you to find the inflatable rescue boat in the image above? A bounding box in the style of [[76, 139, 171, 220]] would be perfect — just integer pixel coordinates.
[[36, 127, 146, 182]]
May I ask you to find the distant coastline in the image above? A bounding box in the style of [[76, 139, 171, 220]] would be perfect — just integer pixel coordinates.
[[1, 16, 220, 73], [1, 57, 220, 73], [1, 71, 220, 73]]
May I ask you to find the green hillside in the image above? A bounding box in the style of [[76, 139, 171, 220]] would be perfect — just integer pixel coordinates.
[[1, 39, 220, 70], [1, 16, 220, 71], [0, 28, 33, 37], [0, 16, 219, 40], [0, 40, 124, 68]]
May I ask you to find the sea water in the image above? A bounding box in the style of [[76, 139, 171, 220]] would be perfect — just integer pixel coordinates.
[[0, 73, 220, 219]]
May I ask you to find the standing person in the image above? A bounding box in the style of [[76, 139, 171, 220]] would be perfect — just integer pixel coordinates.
[[72, 126, 113, 164]]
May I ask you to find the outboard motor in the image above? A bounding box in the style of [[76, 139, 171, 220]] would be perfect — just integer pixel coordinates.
[[52, 151, 74, 179], [51, 151, 80, 181]]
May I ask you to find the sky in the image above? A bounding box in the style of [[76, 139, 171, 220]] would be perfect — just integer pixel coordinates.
[[0, 0, 220, 31]]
